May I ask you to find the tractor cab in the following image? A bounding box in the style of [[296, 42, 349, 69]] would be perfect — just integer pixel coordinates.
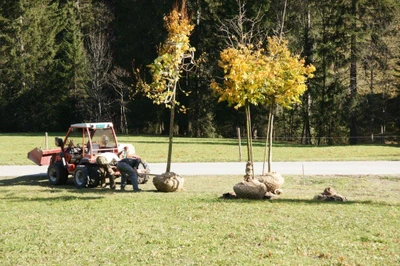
[[60, 122, 118, 160], [29, 122, 120, 187]]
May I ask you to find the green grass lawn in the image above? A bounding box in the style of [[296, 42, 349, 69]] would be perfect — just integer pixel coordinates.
[[1, 133, 399, 265], [0, 174, 399, 265], [1, 133, 400, 165]]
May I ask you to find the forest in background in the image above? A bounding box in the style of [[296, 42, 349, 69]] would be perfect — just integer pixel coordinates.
[[1, 0, 399, 145]]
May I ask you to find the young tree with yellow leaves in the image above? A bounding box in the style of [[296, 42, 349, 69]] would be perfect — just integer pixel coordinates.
[[211, 0, 266, 181], [260, 36, 316, 174], [211, 44, 267, 179], [212, 37, 314, 198], [137, 0, 195, 175], [212, 36, 315, 178]]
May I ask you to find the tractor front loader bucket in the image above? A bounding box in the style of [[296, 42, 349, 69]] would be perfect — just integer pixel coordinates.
[[28, 148, 60, 166]]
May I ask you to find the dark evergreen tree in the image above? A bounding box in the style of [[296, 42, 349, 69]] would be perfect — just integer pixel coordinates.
[[86, 1, 114, 122], [358, 0, 398, 143], [53, 1, 91, 125], [0, 0, 399, 138], [0, 0, 64, 131]]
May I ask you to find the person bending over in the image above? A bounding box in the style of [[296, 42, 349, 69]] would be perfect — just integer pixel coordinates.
[[96, 152, 120, 189], [117, 157, 142, 192]]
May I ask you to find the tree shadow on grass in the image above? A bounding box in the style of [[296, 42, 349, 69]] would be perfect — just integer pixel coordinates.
[[0, 174, 108, 190], [0, 174, 161, 196], [0, 174, 92, 190], [216, 195, 398, 207], [0, 174, 49, 187], [277, 198, 400, 207], [0, 174, 118, 200], [4, 194, 104, 202]]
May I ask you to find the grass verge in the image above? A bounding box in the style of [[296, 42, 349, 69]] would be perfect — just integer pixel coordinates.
[[1, 133, 400, 165], [1, 174, 399, 265]]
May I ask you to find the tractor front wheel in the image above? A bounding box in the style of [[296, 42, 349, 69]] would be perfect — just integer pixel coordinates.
[[48, 163, 68, 185], [73, 167, 89, 188]]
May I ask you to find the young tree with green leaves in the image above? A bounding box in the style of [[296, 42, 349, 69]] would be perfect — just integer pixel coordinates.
[[138, 0, 195, 174]]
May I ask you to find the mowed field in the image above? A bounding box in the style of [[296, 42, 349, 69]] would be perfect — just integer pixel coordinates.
[[1, 133, 400, 165]]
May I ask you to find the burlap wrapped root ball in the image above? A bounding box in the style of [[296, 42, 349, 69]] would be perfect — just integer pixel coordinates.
[[313, 187, 347, 201], [153, 172, 184, 192], [233, 179, 267, 199], [257, 172, 284, 195]]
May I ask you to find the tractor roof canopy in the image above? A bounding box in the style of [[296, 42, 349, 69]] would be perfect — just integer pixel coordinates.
[[70, 122, 114, 129]]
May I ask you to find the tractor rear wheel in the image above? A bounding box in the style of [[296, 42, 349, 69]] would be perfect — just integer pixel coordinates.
[[73, 167, 89, 188], [48, 163, 68, 185]]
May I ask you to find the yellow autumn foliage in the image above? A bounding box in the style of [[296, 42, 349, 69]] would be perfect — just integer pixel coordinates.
[[265, 36, 316, 108], [211, 36, 316, 110], [211, 44, 271, 109], [141, 4, 195, 110]]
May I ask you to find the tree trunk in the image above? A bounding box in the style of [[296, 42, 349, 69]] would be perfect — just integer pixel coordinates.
[[262, 109, 270, 175], [381, 103, 386, 144], [301, 1, 313, 145], [349, 0, 358, 145], [166, 83, 176, 173], [244, 101, 253, 178], [317, 23, 327, 146], [302, 92, 312, 144], [279, 0, 287, 39], [120, 91, 129, 134], [263, 103, 274, 175], [267, 105, 274, 173], [369, 68, 374, 143]]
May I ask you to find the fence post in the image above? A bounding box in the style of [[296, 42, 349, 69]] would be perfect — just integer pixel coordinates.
[[45, 132, 48, 150]]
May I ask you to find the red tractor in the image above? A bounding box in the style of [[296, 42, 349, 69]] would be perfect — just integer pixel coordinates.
[[28, 122, 149, 188]]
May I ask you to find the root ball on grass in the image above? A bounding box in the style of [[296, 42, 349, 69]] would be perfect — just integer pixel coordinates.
[[257, 172, 284, 194], [233, 179, 267, 200], [313, 187, 347, 201], [153, 172, 184, 192]]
